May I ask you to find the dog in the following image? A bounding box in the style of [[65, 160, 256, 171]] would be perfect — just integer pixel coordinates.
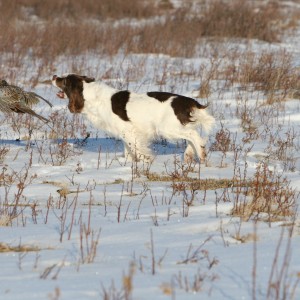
[[52, 74, 215, 163]]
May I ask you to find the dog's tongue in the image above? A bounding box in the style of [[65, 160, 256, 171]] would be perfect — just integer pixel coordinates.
[[56, 91, 65, 99]]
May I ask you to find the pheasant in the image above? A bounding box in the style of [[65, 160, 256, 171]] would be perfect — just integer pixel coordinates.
[[0, 79, 52, 122]]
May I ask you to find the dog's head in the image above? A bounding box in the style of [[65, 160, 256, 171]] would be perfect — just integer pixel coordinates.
[[52, 74, 95, 113]]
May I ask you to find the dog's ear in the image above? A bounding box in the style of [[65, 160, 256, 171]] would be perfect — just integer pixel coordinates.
[[68, 89, 85, 113], [82, 76, 95, 83]]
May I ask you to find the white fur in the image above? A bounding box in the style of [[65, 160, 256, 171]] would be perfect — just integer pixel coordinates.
[[54, 79, 215, 162]]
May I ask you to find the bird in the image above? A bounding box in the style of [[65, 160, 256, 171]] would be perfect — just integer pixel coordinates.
[[0, 79, 53, 122]]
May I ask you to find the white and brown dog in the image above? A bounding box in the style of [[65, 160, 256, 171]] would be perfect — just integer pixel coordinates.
[[52, 74, 214, 162]]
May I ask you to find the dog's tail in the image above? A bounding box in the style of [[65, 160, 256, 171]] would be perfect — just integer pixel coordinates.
[[192, 107, 215, 133]]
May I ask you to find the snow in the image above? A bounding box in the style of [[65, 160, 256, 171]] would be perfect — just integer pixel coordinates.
[[1, 16, 300, 300]]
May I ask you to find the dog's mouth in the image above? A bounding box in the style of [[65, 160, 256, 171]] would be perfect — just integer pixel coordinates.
[[56, 90, 66, 99], [52, 75, 67, 99]]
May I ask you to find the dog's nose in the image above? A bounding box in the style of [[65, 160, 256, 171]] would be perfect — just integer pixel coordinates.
[[52, 75, 57, 80]]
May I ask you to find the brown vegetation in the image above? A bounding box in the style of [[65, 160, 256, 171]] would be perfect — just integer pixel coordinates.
[[221, 49, 300, 103], [231, 162, 298, 223], [0, 0, 296, 69], [198, 0, 283, 42]]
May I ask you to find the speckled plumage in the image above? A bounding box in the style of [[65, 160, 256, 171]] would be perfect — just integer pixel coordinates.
[[0, 80, 53, 122]]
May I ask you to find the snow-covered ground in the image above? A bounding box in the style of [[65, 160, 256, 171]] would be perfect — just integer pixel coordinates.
[[1, 6, 300, 300]]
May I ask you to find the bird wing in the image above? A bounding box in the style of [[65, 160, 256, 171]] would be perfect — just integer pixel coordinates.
[[0, 86, 23, 111], [3, 83, 52, 108], [25, 92, 53, 107], [0, 84, 52, 123], [13, 103, 49, 123], [0, 99, 12, 113]]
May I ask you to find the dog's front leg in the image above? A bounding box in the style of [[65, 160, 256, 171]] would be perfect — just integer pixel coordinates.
[[124, 143, 134, 160], [122, 132, 152, 162]]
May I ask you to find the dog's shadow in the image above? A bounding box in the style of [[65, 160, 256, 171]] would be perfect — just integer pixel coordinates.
[[0, 136, 187, 160], [76, 136, 186, 157]]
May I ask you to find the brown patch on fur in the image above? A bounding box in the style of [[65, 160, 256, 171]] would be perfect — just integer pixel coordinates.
[[111, 90, 130, 121], [53, 74, 95, 113], [147, 91, 207, 125], [171, 96, 207, 125], [147, 91, 174, 101]]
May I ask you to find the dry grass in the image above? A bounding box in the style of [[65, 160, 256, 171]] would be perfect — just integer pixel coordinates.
[[147, 172, 250, 191], [237, 50, 299, 100], [0, 0, 297, 76], [0, 241, 41, 252], [1, 0, 159, 21], [198, 0, 284, 42], [232, 163, 298, 223]]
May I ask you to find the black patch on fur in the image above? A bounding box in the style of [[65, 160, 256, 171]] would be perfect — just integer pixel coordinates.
[[170, 96, 196, 125], [111, 91, 130, 121], [148, 91, 207, 125], [147, 91, 175, 102]]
